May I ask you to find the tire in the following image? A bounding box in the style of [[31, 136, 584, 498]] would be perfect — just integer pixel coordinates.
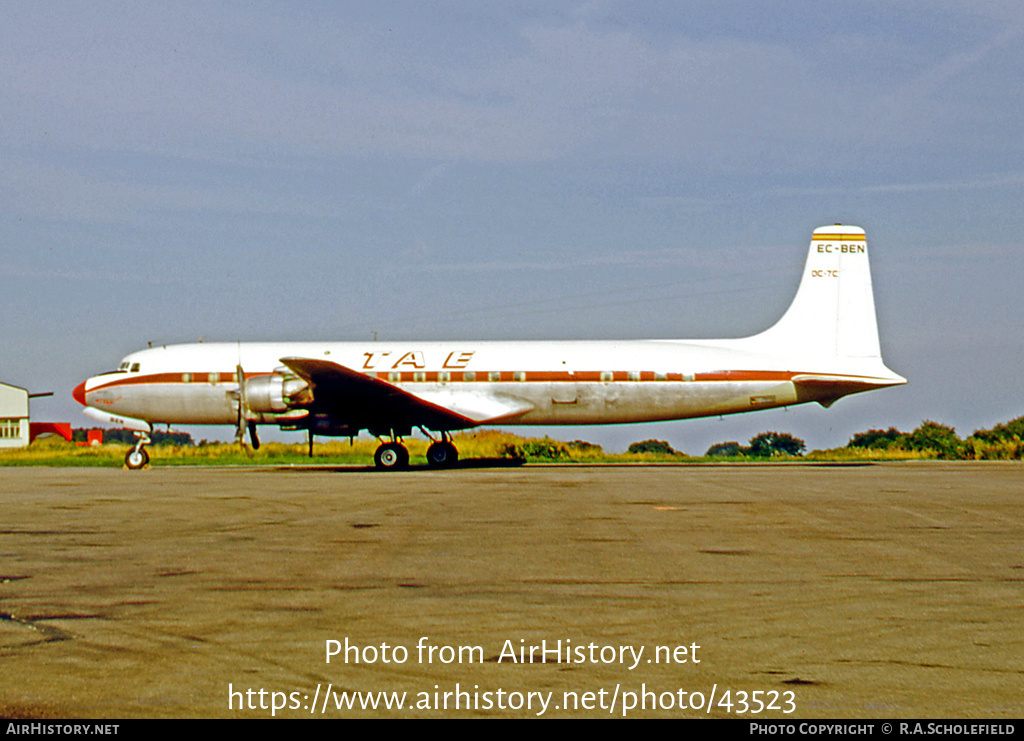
[[426, 441, 458, 468], [374, 442, 409, 471], [125, 448, 149, 470]]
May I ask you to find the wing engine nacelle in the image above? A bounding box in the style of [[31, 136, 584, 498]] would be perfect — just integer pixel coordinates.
[[279, 414, 359, 437], [243, 371, 312, 414]]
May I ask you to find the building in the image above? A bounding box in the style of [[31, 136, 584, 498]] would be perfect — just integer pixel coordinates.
[[0, 382, 30, 448]]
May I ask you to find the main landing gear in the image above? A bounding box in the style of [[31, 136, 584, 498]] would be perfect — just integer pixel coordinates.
[[374, 441, 410, 470], [371, 431, 459, 471], [125, 432, 151, 470], [425, 439, 458, 468]]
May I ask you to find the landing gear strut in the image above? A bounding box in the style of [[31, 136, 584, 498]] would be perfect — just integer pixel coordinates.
[[125, 432, 151, 470]]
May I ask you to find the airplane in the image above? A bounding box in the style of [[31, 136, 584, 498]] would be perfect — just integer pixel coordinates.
[[73, 224, 905, 470]]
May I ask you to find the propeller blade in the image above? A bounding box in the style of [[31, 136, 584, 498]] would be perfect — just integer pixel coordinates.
[[235, 364, 254, 456]]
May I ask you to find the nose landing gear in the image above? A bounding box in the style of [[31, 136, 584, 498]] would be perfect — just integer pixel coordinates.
[[124, 432, 152, 470]]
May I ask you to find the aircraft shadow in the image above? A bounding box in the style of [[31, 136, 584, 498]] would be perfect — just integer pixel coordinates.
[[270, 457, 527, 473]]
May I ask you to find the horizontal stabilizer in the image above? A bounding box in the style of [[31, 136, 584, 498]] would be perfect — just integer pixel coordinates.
[[792, 373, 905, 408]]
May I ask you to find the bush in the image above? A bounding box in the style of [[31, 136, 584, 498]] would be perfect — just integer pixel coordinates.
[[497, 443, 527, 461], [746, 432, 805, 458], [963, 437, 1024, 460], [970, 416, 1024, 444], [627, 439, 679, 456], [567, 440, 603, 455], [522, 438, 570, 461], [847, 427, 905, 449], [906, 421, 963, 459], [705, 441, 742, 457]]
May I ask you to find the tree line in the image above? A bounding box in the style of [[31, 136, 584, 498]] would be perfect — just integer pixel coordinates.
[[704, 416, 1024, 460], [71, 414, 1024, 461], [72, 428, 194, 446], [842, 417, 1024, 460]]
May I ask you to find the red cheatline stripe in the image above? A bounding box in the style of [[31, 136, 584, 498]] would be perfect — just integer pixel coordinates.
[[85, 369, 889, 394]]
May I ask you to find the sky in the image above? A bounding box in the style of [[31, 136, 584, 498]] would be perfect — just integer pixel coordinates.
[[3, 1, 1024, 454]]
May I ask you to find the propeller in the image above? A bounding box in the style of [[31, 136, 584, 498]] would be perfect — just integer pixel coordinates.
[[235, 364, 260, 454]]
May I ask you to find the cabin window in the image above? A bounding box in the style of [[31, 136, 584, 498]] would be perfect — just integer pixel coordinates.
[[627, 371, 640, 381], [513, 371, 526, 382], [209, 372, 219, 384], [654, 372, 666, 381], [489, 371, 501, 382], [182, 373, 192, 383], [462, 371, 475, 382], [388, 372, 400, 383], [438, 371, 450, 383], [414, 372, 425, 382], [600, 371, 613, 382]]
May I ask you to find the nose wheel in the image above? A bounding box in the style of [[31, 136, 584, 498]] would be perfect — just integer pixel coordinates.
[[124, 433, 151, 470]]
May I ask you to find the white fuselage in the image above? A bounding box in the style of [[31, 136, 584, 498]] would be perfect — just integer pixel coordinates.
[[77, 338, 893, 429]]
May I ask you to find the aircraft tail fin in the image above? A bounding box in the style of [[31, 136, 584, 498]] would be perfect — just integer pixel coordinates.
[[743, 225, 889, 363]]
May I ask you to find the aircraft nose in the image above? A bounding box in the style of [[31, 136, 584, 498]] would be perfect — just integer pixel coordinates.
[[73, 381, 87, 406]]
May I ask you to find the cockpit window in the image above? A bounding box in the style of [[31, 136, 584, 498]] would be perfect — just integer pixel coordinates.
[[119, 362, 130, 371], [130, 363, 140, 372]]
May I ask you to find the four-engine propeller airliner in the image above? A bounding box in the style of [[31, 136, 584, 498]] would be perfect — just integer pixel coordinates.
[[73, 224, 905, 470]]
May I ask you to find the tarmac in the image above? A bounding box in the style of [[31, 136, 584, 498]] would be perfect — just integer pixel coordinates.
[[1, 462, 1022, 718]]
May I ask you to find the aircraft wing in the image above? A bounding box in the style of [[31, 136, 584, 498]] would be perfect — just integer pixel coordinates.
[[279, 357, 533, 431]]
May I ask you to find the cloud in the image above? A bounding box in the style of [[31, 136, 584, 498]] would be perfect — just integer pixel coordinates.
[[5, 4, 1021, 171]]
